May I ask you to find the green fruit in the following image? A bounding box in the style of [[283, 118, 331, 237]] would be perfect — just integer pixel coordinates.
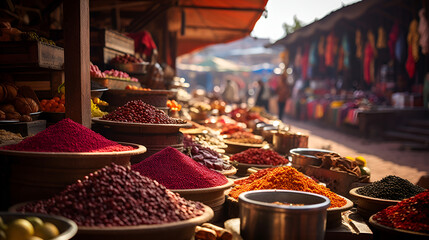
[[26, 217, 44, 230]]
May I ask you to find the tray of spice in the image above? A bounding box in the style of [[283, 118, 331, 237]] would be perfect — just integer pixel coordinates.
[[13, 163, 213, 240], [226, 166, 354, 228], [349, 175, 426, 219], [368, 190, 429, 239]]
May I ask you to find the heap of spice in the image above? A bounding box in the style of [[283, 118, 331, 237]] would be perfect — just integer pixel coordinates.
[[183, 135, 233, 171], [0, 129, 23, 144], [0, 118, 134, 152], [373, 190, 429, 233], [101, 100, 186, 124], [132, 147, 228, 189], [230, 148, 288, 165], [19, 163, 205, 226], [356, 175, 425, 200], [228, 131, 263, 144], [229, 166, 347, 208]]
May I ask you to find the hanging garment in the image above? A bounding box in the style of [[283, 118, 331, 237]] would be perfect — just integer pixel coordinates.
[[355, 30, 363, 59], [338, 46, 344, 71], [318, 36, 325, 56], [294, 47, 302, 67], [342, 34, 350, 69], [127, 31, 157, 59], [308, 40, 318, 79], [377, 26, 387, 49], [407, 19, 420, 62], [301, 46, 310, 80], [388, 22, 399, 58], [325, 33, 336, 66], [406, 45, 416, 78], [368, 30, 377, 57], [364, 42, 375, 84], [395, 32, 406, 63], [418, 9, 429, 55]]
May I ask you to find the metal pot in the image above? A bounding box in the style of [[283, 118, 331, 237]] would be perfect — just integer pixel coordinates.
[[289, 148, 338, 166], [273, 131, 308, 155], [239, 190, 330, 240]]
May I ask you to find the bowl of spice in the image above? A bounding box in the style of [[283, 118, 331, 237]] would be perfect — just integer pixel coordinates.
[[0, 118, 146, 205], [132, 147, 233, 222], [349, 175, 426, 219], [14, 163, 213, 240], [94, 100, 191, 134], [369, 190, 429, 239], [226, 166, 352, 228], [230, 148, 289, 177]]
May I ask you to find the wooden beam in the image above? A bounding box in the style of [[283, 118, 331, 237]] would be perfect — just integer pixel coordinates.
[[186, 25, 249, 33], [64, 0, 91, 127], [179, 5, 264, 12]]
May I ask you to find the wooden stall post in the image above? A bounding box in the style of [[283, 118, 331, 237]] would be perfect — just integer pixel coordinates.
[[63, 0, 91, 127]]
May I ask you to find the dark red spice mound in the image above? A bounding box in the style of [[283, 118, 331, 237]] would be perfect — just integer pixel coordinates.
[[373, 190, 429, 233], [19, 163, 205, 226], [101, 100, 186, 124], [230, 148, 289, 165], [1, 118, 134, 152], [132, 147, 228, 189]]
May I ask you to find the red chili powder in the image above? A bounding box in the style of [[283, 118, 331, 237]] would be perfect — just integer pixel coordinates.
[[132, 147, 228, 189], [1, 118, 134, 152]]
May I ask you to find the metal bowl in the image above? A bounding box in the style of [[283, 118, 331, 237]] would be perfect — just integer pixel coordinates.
[[239, 190, 330, 240], [0, 212, 77, 240], [289, 148, 337, 166]]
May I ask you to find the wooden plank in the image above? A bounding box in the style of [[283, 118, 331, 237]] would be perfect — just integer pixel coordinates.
[[64, 0, 91, 128]]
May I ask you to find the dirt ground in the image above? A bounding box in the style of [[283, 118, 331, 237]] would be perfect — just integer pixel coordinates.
[[282, 117, 429, 184]]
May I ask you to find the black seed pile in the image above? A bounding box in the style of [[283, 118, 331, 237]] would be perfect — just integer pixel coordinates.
[[356, 175, 426, 200]]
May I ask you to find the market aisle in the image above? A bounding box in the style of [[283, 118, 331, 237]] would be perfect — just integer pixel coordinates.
[[282, 117, 429, 184]]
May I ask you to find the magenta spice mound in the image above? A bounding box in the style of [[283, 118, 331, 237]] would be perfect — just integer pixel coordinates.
[[19, 163, 205, 226], [132, 147, 228, 189], [1, 118, 134, 152]]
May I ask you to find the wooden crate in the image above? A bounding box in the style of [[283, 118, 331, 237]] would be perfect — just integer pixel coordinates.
[[0, 120, 46, 137], [91, 29, 134, 55], [91, 46, 127, 66], [0, 41, 64, 70]]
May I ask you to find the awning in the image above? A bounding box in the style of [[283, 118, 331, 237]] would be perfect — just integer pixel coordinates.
[[89, 0, 268, 56], [269, 0, 389, 48], [177, 56, 250, 72]]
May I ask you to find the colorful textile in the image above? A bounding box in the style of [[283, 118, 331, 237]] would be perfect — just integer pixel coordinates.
[[419, 9, 429, 55], [342, 34, 350, 69], [355, 30, 363, 59], [377, 26, 387, 48], [407, 19, 419, 62], [364, 42, 375, 84], [127, 31, 157, 59], [406, 45, 416, 78], [388, 22, 399, 59]]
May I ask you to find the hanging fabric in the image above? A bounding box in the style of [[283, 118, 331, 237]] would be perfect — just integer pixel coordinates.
[[301, 45, 310, 80], [388, 22, 399, 59], [342, 34, 350, 69], [325, 33, 336, 66], [407, 19, 420, 62], [377, 26, 387, 48], [418, 9, 428, 55], [355, 30, 363, 59], [368, 30, 377, 58], [364, 41, 375, 84], [338, 46, 344, 71], [406, 45, 416, 78], [318, 36, 325, 56], [395, 32, 406, 63], [294, 47, 302, 67]]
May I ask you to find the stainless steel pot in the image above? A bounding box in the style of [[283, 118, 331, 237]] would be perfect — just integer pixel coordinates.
[[289, 148, 338, 166], [239, 190, 330, 240]]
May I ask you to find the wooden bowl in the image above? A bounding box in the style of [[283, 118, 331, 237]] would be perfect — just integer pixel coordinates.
[[369, 215, 429, 240], [92, 117, 192, 134], [10, 204, 213, 240], [0, 142, 146, 205], [172, 179, 234, 222], [0, 212, 78, 240], [219, 166, 237, 177], [349, 187, 400, 220], [224, 140, 264, 154], [231, 162, 276, 177]]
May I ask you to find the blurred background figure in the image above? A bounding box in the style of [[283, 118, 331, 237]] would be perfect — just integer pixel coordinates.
[[255, 79, 270, 111], [222, 79, 239, 104], [276, 76, 289, 120]]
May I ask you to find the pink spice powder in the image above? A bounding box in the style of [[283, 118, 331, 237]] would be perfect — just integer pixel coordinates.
[[132, 147, 228, 189], [1, 118, 134, 152]]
